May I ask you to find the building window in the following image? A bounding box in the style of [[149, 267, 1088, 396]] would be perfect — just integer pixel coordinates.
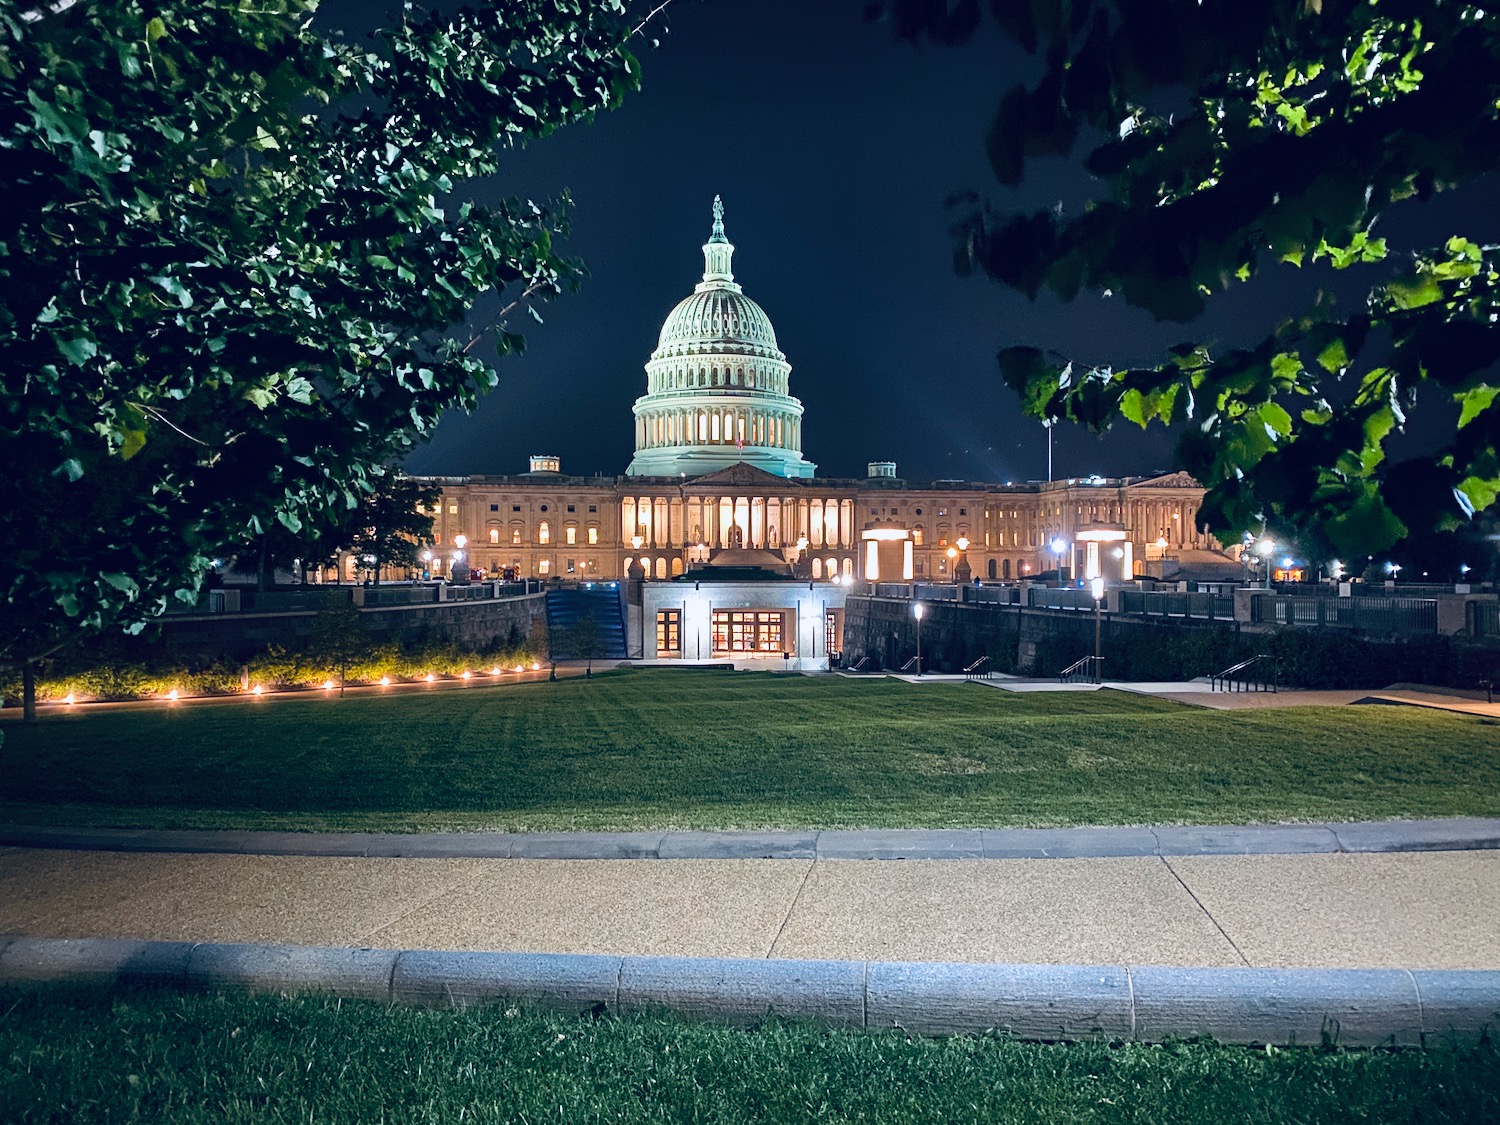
[[512, 505, 521, 512], [448, 504, 457, 514], [656, 610, 681, 657], [565, 526, 577, 545], [538, 559, 551, 575], [712, 610, 783, 654], [567, 505, 575, 513], [538, 521, 551, 545], [511, 528, 522, 545], [540, 504, 549, 512], [488, 528, 499, 544], [588, 505, 597, 513], [587, 527, 599, 545], [566, 558, 576, 575], [826, 611, 839, 657], [490, 504, 499, 512]]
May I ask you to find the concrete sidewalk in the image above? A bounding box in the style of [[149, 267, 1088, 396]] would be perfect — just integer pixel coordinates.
[[4, 844, 1498, 971]]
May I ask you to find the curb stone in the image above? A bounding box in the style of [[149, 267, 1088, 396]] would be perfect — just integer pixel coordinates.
[[6, 818, 1499, 861], [5, 936, 1496, 1045]]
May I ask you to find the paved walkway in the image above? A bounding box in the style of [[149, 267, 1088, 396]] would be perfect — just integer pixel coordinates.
[[4, 820, 1499, 971]]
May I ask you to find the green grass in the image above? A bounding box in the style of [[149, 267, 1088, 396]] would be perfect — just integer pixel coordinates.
[[2, 986, 1497, 1125], [3, 668, 1499, 832]]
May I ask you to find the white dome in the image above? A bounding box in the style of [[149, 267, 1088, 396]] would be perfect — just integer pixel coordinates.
[[654, 288, 782, 359]]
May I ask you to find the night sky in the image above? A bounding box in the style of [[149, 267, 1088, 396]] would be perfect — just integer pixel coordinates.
[[315, 0, 1493, 485]]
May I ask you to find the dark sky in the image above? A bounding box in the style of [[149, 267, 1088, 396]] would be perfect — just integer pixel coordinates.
[[314, 0, 1492, 484]]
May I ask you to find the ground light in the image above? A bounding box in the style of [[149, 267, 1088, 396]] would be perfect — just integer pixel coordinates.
[[424, 673, 435, 683], [379, 676, 390, 687], [250, 685, 264, 696], [166, 689, 179, 702]]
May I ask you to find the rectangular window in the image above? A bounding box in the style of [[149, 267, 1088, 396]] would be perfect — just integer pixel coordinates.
[[448, 504, 458, 514], [588, 528, 599, 545], [513, 505, 522, 512], [825, 611, 839, 657], [566, 527, 577, 545], [656, 610, 681, 657], [588, 505, 597, 513], [490, 504, 499, 511], [566, 558, 576, 574], [711, 610, 783, 654]]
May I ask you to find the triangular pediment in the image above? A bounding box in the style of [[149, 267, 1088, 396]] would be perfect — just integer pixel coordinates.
[[1131, 471, 1201, 490], [683, 462, 796, 488]]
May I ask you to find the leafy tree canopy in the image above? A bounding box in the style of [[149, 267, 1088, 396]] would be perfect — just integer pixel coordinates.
[[885, 0, 1500, 560], [0, 0, 644, 667]]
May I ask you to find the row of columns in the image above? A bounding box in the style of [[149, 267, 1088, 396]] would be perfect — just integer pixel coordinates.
[[621, 495, 856, 550], [636, 407, 799, 451]]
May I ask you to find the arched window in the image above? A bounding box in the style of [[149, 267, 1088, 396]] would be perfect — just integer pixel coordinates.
[[539, 559, 550, 575], [654, 557, 667, 579], [812, 558, 823, 579], [671, 558, 684, 576], [565, 525, 577, 545], [842, 558, 854, 578], [487, 528, 499, 544], [1003, 559, 1012, 579], [987, 559, 997, 580], [913, 526, 924, 546], [511, 525, 523, 545], [587, 526, 599, 545], [538, 521, 550, 545], [712, 413, 720, 442]]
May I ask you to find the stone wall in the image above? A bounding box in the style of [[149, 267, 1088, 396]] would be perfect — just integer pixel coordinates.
[[841, 595, 1234, 677], [158, 593, 547, 662]]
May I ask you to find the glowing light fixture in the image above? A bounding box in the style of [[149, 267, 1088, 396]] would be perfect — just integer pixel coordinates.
[[514, 664, 525, 673], [424, 672, 436, 683], [490, 666, 501, 676], [531, 662, 542, 671], [461, 670, 472, 680], [323, 680, 335, 691], [166, 689, 179, 701], [63, 693, 76, 705], [956, 536, 970, 552], [379, 676, 391, 686], [250, 685, 264, 696]]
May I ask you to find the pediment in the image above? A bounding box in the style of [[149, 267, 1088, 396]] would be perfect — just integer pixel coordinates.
[[1131, 471, 1202, 490], [684, 462, 794, 488]]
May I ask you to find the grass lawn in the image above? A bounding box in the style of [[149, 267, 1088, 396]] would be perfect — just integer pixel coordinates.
[[2, 986, 1496, 1125], [2, 668, 1498, 832]]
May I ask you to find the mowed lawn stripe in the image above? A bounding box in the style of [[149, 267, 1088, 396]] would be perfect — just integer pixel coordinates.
[[2, 669, 1497, 831]]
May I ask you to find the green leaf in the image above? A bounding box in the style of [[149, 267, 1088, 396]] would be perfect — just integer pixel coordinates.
[[145, 16, 167, 42], [57, 337, 97, 366], [1458, 385, 1498, 429]]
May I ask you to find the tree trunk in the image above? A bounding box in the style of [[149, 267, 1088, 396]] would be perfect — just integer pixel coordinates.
[[22, 661, 36, 723], [258, 538, 272, 593]]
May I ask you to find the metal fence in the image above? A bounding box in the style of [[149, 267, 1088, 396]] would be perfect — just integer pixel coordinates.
[[1027, 587, 1099, 612], [1251, 594, 1438, 635], [1118, 589, 1235, 621], [1469, 601, 1500, 637]]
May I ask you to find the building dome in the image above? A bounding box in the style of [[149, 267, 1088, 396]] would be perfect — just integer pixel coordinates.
[[627, 197, 816, 480]]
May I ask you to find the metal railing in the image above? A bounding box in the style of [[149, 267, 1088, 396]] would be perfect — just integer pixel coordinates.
[[1060, 655, 1103, 684], [1211, 655, 1277, 693], [900, 656, 919, 673], [1118, 589, 1234, 620], [1030, 587, 1099, 612], [1469, 601, 1500, 637], [964, 655, 992, 680], [847, 655, 871, 672], [1252, 594, 1437, 635]]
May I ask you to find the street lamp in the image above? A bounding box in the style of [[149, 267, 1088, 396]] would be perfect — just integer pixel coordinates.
[[1255, 538, 1276, 589], [912, 601, 925, 677], [1090, 575, 1105, 684], [1049, 537, 1068, 582]]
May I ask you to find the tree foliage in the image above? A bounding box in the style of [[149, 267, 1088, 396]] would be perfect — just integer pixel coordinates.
[[886, 0, 1500, 558], [0, 0, 643, 667]]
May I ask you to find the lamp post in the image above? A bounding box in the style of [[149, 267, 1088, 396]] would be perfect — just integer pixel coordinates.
[[1255, 538, 1276, 589], [1090, 575, 1105, 684], [1049, 537, 1068, 583], [912, 601, 924, 677], [953, 536, 972, 585]]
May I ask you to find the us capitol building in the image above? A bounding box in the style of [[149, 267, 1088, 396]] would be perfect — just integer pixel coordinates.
[[414, 199, 1216, 651]]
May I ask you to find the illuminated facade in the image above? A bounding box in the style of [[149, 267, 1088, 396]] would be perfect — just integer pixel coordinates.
[[410, 198, 1220, 657]]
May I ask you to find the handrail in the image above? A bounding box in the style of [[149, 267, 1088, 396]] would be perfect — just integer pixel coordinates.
[[848, 655, 870, 672], [964, 655, 992, 680], [1211, 654, 1277, 693], [1059, 655, 1103, 684], [900, 657, 919, 672]]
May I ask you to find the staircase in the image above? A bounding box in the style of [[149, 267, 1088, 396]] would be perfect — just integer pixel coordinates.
[[545, 585, 628, 660]]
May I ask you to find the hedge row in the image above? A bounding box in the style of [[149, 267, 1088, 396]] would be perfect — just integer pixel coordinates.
[[1, 635, 547, 705]]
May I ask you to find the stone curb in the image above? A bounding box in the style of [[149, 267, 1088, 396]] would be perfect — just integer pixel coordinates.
[[4, 818, 1499, 861], [3, 936, 1497, 1046]]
